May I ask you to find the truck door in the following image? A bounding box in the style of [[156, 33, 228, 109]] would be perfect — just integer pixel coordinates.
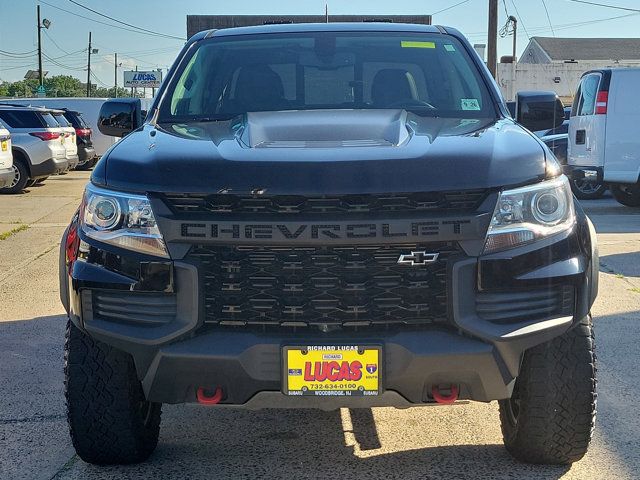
[[568, 72, 607, 169], [602, 70, 640, 184]]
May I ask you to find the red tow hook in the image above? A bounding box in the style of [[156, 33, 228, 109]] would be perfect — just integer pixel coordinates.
[[196, 386, 223, 405], [432, 384, 459, 405]]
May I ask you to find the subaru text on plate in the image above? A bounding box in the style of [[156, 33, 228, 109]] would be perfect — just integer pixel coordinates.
[[60, 22, 598, 466]]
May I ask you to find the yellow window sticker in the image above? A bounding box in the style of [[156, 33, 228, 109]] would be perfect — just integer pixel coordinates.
[[401, 41, 436, 49]]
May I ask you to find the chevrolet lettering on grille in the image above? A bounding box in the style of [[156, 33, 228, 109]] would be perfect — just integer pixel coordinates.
[[174, 218, 480, 244]]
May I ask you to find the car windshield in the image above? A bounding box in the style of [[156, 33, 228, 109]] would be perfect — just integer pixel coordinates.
[[54, 114, 71, 127], [40, 112, 60, 128], [158, 32, 496, 122]]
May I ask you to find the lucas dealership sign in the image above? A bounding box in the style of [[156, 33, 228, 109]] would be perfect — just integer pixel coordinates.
[[124, 70, 163, 88]]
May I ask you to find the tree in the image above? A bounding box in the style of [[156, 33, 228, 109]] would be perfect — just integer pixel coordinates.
[[0, 75, 145, 98]]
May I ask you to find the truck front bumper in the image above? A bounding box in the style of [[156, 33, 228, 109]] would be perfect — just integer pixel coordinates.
[[60, 199, 598, 407]]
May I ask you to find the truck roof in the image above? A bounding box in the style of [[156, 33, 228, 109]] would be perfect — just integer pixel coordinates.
[[194, 22, 448, 41]]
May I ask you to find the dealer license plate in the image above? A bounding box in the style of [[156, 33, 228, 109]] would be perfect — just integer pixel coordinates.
[[284, 345, 380, 396]]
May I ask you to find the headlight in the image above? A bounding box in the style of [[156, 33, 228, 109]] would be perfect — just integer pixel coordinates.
[[80, 183, 169, 258], [484, 176, 575, 254]]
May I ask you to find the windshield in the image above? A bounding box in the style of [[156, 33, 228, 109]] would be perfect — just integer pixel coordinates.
[[54, 113, 71, 127], [40, 112, 60, 128], [158, 32, 496, 122]]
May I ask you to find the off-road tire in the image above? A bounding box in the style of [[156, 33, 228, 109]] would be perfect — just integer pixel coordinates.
[[64, 320, 161, 465], [610, 184, 640, 207], [1, 158, 29, 194], [499, 316, 596, 465]]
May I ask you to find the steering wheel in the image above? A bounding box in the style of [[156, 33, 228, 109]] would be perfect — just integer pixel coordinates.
[[389, 99, 436, 110]]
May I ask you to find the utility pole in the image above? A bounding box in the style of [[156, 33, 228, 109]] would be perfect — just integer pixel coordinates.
[[114, 53, 118, 98], [510, 16, 518, 62], [86, 32, 92, 97], [487, 0, 498, 78], [37, 5, 43, 87]]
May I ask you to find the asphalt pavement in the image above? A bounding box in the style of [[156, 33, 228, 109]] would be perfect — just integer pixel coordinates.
[[0, 173, 639, 480]]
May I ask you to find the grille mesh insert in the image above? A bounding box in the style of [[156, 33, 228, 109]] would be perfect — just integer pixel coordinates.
[[163, 191, 489, 215], [188, 243, 460, 328]]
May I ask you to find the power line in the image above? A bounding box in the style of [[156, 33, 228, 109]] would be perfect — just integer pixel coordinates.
[[0, 62, 37, 72], [66, 0, 185, 40], [39, 0, 185, 41], [565, 0, 640, 12], [0, 49, 38, 56], [510, 0, 531, 39], [501, 0, 510, 17], [43, 29, 71, 55], [541, 0, 556, 36], [464, 10, 639, 39], [42, 52, 86, 71], [431, 0, 471, 16], [89, 70, 110, 88]]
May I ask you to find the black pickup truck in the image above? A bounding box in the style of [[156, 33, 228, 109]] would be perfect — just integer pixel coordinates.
[[60, 22, 598, 466]]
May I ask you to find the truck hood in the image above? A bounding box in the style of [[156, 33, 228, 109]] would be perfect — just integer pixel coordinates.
[[93, 109, 547, 195]]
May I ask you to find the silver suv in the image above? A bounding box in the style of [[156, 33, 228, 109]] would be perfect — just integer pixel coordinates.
[[0, 104, 68, 193], [51, 110, 80, 170], [0, 122, 13, 188]]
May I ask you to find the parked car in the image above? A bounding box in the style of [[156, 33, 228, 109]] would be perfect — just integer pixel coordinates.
[[0, 104, 68, 193], [50, 110, 79, 174], [0, 121, 14, 188], [540, 132, 607, 200], [62, 109, 96, 170], [60, 23, 598, 466], [7, 98, 117, 158], [512, 103, 607, 200], [568, 68, 640, 206]]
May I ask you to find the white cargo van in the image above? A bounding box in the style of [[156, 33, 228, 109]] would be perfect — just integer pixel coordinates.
[[567, 68, 640, 206]]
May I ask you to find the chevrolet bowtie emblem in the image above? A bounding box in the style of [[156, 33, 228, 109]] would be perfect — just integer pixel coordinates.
[[397, 251, 439, 266]]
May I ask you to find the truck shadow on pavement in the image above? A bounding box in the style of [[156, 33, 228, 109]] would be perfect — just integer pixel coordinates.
[[3, 313, 638, 479], [64, 407, 571, 480], [600, 252, 640, 280]]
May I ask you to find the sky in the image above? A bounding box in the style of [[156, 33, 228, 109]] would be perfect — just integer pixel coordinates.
[[1, 0, 640, 86]]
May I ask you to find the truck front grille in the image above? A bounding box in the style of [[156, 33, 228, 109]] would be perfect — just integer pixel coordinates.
[[188, 243, 460, 328], [163, 190, 489, 215]]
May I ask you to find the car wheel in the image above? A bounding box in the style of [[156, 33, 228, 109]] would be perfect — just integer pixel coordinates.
[[610, 184, 640, 207], [1, 161, 29, 194], [570, 178, 607, 200], [76, 157, 97, 171], [25, 178, 37, 188], [65, 320, 162, 465], [499, 316, 596, 465]]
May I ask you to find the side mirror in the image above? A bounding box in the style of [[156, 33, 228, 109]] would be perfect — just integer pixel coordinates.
[[97, 98, 142, 137], [515, 91, 565, 132]]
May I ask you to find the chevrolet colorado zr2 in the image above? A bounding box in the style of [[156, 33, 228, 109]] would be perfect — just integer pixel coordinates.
[[60, 23, 598, 466]]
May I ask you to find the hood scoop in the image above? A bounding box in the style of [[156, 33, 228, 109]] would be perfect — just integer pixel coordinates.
[[240, 109, 411, 148]]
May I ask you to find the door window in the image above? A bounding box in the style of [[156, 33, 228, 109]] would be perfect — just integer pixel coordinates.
[[573, 73, 601, 117]]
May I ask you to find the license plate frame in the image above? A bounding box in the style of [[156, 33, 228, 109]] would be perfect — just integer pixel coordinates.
[[283, 345, 382, 397]]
